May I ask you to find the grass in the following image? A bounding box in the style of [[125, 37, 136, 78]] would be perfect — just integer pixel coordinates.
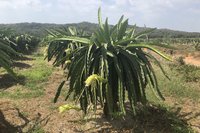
[[0, 52, 54, 99], [20, 56, 53, 90], [146, 63, 200, 102], [144, 62, 199, 133], [0, 89, 44, 99], [30, 126, 45, 133]]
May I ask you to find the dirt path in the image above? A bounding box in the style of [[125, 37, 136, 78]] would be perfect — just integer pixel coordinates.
[[172, 50, 200, 66], [0, 60, 84, 132], [184, 55, 200, 66]]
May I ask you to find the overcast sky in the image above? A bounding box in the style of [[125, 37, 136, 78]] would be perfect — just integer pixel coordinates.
[[0, 0, 200, 32]]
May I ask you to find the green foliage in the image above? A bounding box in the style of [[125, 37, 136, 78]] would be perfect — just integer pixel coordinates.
[[0, 28, 16, 37], [0, 33, 18, 76], [47, 8, 170, 117], [45, 26, 88, 67], [153, 64, 200, 101], [148, 38, 200, 50], [20, 55, 54, 90], [1, 28, 40, 54], [176, 56, 185, 66], [54, 81, 65, 103], [0, 89, 44, 99], [175, 64, 200, 82], [11, 34, 40, 54], [195, 43, 200, 51]]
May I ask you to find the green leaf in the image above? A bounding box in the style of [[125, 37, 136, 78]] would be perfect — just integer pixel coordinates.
[[127, 44, 173, 61], [54, 81, 66, 103], [52, 36, 91, 44], [98, 7, 104, 29]]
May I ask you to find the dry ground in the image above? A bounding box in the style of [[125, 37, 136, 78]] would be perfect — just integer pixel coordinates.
[[0, 49, 200, 133], [184, 52, 200, 66]]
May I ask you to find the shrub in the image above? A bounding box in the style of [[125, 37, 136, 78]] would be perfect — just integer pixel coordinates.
[[176, 56, 185, 66], [13, 34, 40, 54], [48, 8, 171, 117], [176, 64, 200, 82]]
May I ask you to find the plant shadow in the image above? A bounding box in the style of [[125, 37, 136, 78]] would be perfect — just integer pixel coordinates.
[[71, 104, 198, 133], [0, 107, 50, 133], [0, 74, 26, 90], [13, 62, 32, 69], [13, 56, 35, 61], [0, 108, 29, 133]]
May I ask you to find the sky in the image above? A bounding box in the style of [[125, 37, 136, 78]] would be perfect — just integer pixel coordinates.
[[0, 0, 200, 32]]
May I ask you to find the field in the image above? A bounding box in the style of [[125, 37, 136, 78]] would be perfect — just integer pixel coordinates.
[[1, 1, 200, 132], [0, 43, 200, 132], [1, 13, 200, 132]]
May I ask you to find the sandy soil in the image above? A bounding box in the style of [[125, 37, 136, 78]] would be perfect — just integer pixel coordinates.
[[184, 53, 200, 66]]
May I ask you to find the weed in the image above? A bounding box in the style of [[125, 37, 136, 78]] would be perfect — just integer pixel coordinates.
[[176, 56, 185, 66], [31, 126, 45, 133]]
